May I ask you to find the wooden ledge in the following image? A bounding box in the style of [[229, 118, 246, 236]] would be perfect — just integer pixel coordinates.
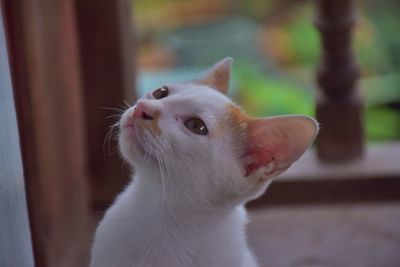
[[279, 142, 400, 181], [249, 142, 400, 207]]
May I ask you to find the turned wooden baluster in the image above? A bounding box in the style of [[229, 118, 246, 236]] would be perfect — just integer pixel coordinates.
[[315, 0, 364, 162]]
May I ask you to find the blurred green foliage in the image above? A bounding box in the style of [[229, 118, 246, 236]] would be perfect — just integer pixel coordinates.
[[233, 62, 314, 117], [279, 7, 320, 66], [233, 2, 400, 142]]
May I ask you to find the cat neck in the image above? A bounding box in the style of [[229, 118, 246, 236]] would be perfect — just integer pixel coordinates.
[[113, 168, 248, 266], [128, 166, 234, 221], [92, 168, 249, 267]]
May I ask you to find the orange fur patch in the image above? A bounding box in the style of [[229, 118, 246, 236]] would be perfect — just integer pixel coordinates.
[[223, 104, 276, 176], [221, 104, 251, 163], [137, 111, 161, 135], [223, 104, 252, 137]]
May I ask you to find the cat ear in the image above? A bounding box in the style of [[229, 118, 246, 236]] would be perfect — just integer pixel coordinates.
[[243, 115, 318, 178], [197, 57, 233, 94]]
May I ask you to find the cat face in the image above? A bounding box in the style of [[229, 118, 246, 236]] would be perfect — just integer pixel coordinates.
[[119, 58, 318, 206], [119, 81, 233, 166]]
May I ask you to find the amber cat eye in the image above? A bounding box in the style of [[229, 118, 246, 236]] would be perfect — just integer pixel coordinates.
[[184, 118, 208, 135], [153, 86, 169, 99]]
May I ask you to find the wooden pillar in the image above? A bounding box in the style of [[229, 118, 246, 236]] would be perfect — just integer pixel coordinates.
[[2, 0, 92, 266], [315, 0, 364, 162], [75, 0, 135, 208]]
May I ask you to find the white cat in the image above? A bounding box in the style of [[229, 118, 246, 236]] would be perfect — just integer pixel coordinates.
[[90, 58, 318, 267]]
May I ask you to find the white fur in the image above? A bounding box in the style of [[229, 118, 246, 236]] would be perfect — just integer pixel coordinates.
[[90, 67, 317, 266]]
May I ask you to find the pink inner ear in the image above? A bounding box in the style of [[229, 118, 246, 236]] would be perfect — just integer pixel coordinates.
[[241, 115, 317, 177], [244, 147, 274, 177], [243, 130, 288, 176]]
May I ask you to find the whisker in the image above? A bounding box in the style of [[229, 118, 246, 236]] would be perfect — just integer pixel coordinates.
[[144, 131, 171, 206], [100, 106, 126, 113], [139, 129, 171, 208], [103, 121, 120, 157], [122, 101, 132, 109], [101, 102, 131, 158], [105, 114, 123, 120], [154, 152, 166, 204], [157, 149, 169, 206]]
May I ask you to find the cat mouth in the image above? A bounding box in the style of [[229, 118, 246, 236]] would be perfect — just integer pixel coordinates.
[[122, 118, 135, 129], [121, 121, 143, 149], [121, 122, 136, 138], [120, 116, 162, 163]]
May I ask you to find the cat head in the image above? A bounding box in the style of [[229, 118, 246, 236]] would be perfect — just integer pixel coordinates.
[[119, 58, 318, 206]]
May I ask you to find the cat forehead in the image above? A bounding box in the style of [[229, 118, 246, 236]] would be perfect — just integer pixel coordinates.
[[171, 82, 230, 101], [160, 83, 233, 113]]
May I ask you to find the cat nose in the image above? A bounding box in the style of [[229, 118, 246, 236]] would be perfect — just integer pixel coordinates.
[[133, 101, 154, 120]]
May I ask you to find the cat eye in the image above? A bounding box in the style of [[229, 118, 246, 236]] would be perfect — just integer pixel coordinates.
[[184, 118, 208, 135], [152, 86, 169, 99]]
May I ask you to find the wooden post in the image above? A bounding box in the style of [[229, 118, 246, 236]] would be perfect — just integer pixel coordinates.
[[315, 0, 364, 162], [2, 0, 92, 266], [75, 0, 135, 208]]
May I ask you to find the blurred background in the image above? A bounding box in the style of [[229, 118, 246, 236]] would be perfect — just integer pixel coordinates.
[[1, 0, 399, 267], [134, 0, 400, 142]]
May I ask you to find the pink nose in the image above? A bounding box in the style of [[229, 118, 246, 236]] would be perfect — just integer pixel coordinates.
[[133, 101, 154, 120]]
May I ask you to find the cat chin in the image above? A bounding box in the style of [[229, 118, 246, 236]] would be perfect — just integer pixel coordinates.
[[120, 141, 164, 172], [119, 132, 147, 164]]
